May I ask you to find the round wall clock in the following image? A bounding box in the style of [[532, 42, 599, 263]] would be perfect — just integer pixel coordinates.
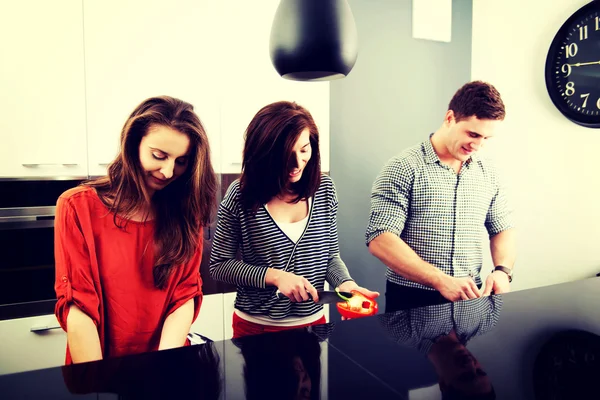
[[545, 1, 600, 128], [533, 329, 600, 400]]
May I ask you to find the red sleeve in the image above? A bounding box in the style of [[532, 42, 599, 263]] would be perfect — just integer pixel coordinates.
[[54, 196, 101, 331], [166, 229, 204, 323]]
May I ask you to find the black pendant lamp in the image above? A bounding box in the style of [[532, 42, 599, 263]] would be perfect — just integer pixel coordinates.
[[269, 0, 358, 81]]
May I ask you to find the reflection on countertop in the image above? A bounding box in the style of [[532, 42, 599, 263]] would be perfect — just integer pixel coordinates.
[[1, 277, 599, 399]]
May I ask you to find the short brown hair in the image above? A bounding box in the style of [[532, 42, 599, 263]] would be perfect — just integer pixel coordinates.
[[448, 81, 505, 122], [240, 101, 321, 213]]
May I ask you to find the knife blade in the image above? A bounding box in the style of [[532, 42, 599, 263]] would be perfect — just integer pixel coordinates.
[[275, 289, 354, 304]]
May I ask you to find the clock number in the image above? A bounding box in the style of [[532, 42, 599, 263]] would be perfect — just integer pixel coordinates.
[[580, 25, 588, 40], [561, 64, 572, 77], [566, 43, 578, 58], [581, 93, 590, 108], [565, 82, 575, 96], [596, 16, 600, 31]]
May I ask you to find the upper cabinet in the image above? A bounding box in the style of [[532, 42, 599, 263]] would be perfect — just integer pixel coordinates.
[[0, 0, 88, 178], [1, 0, 330, 179], [217, 0, 330, 174], [83, 0, 222, 177]]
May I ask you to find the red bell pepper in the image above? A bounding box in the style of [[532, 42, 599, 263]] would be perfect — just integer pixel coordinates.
[[336, 290, 378, 319]]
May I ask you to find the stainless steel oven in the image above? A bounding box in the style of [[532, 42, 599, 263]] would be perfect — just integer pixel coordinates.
[[0, 179, 84, 319], [0, 176, 234, 321]]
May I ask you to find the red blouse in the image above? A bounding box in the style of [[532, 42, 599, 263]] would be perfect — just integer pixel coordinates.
[[54, 186, 203, 364]]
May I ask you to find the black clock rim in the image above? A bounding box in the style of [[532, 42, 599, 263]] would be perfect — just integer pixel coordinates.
[[544, 1, 600, 129]]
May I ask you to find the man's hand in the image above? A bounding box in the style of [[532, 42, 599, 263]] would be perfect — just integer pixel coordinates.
[[434, 275, 481, 302], [482, 271, 511, 296]]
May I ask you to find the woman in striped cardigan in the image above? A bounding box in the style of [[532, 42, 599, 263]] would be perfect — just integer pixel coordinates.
[[210, 101, 379, 338]]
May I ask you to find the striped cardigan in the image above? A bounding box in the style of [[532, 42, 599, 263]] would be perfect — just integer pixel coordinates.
[[209, 174, 354, 320]]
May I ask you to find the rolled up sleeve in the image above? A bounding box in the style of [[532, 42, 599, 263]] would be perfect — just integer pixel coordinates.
[[54, 197, 101, 331], [485, 174, 515, 237], [365, 157, 414, 246]]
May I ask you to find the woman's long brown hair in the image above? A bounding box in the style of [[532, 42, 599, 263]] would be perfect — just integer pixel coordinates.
[[240, 101, 321, 214], [85, 95, 217, 289]]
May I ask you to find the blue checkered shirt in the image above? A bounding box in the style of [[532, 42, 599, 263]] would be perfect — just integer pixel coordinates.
[[366, 134, 514, 290]]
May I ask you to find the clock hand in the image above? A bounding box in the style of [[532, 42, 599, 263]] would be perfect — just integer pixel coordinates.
[[568, 60, 600, 67]]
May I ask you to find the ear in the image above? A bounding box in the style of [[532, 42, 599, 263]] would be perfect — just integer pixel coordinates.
[[444, 110, 455, 126]]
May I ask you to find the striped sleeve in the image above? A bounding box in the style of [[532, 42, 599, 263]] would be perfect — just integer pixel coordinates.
[[325, 178, 353, 288], [209, 201, 268, 289]]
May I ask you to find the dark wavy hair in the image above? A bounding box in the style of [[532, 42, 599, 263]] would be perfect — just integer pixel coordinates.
[[85, 95, 217, 288], [239, 101, 321, 214]]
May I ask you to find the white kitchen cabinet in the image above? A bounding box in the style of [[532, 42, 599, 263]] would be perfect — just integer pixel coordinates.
[[0, 314, 67, 375], [0, 0, 88, 178], [83, 0, 222, 177], [216, 0, 330, 174], [189, 293, 224, 343], [223, 291, 236, 340], [0, 294, 223, 376]]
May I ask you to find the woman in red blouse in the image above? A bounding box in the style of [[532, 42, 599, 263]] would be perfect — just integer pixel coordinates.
[[54, 95, 217, 364]]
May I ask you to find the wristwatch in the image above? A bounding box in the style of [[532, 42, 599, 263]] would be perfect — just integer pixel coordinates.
[[493, 265, 513, 282]]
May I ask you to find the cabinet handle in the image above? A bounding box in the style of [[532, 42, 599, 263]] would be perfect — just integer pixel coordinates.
[[98, 163, 110, 166], [30, 324, 62, 333], [22, 163, 79, 167]]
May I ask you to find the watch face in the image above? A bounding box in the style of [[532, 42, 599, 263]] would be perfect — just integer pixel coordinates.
[[545, 2, 600, 128]]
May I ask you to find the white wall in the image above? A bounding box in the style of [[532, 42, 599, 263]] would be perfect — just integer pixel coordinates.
[[472, 0, 600, 291]]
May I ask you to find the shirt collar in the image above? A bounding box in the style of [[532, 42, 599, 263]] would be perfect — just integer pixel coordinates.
[[423, 133, 441, 164]]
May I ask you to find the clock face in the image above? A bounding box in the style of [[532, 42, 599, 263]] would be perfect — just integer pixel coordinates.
[[533, 330, 600, 400], [545, 2, 600, 128]]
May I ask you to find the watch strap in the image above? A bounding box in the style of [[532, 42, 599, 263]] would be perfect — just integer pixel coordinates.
[[493, 265, 513, 282]]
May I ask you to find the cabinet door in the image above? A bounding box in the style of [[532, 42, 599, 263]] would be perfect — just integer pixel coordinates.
[[223, 291, 236, 340], [0, 0, 88, 178], [217, 0, 330, 174], [83, 0, 222, 177], [0, 314, 66, 375], [189, 293, 224, 343]]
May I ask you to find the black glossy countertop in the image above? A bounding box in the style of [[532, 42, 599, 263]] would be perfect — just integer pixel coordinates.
[[1, 277, 599, 399]]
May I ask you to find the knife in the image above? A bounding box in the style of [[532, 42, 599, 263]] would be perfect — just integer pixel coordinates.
[[275, 289, 354, 304]]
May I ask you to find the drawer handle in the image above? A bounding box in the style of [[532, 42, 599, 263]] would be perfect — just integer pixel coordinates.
[[22, 163, 79, 167], [30, 324, 62, 333]]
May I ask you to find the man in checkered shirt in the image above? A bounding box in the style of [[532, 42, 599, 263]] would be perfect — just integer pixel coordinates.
[[366, 81, 516, 313]]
